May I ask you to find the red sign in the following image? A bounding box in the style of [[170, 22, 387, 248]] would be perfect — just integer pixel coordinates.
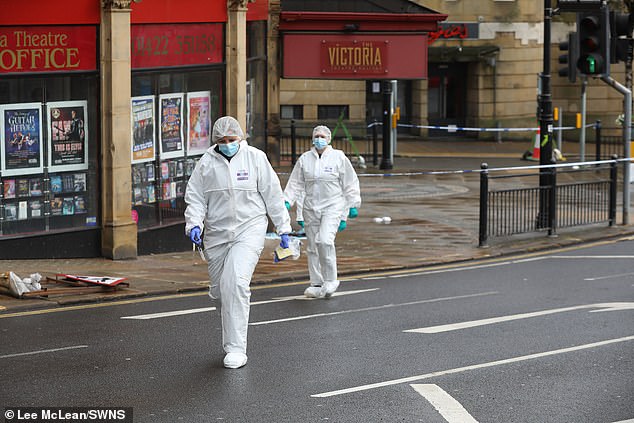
[[320, 40, 388, 76], [131, 24, 223, 69], [283, 34, 428, 79], [0, 26, 97, 74]]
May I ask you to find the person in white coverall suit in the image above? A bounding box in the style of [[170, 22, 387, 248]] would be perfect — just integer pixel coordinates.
[[284, 125, 361, 299], [184, 116, 291, 369]]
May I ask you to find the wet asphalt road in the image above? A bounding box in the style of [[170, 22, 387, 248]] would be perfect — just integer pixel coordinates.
[[1, 238, 633, 423]]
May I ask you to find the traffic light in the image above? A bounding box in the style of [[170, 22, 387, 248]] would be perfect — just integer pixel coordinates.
[[558, 32, 578, 83], [576, 7, 610, 76], [610, 11, 633, 64]]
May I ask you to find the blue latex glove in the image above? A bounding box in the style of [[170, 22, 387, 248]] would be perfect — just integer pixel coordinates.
[[189, 226, 202, 246], [348, 207, 358, 218], [285, 201, 291, 211], [338, 220, 347, 232], [280, 233, 290, 249], [297, 220, 305, 228]]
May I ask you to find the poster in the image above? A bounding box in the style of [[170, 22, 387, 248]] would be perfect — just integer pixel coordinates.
[[0, 103, 43, 176], [131, 96, 156, 164], [47, 101, 89, 172], [159, 93, 184, 159], [186, 91, 211, 155]]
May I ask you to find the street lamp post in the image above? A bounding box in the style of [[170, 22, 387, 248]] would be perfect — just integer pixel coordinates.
[[538, 0, 555, 230]]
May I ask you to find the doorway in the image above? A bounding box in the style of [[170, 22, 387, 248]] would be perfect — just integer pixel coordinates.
[[427, 63, 468, 137]]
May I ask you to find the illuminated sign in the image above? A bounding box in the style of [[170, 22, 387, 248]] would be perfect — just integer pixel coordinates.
[[0, 26, 97, 74]]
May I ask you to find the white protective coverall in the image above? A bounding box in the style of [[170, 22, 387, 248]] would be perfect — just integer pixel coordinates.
[[184, 118, 291, 355], [284, 135, 361, 295]]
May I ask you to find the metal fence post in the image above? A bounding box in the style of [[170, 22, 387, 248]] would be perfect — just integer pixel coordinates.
[[372, 120, 378, 166], [478, 163, 489, 247], [548, 159, 557, 236], [609, 155, 618, 226], [595, 120, 602, 162], [290, 119, 297, 166]]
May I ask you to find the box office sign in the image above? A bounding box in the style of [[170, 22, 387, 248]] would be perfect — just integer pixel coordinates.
[[131, 23, 223, 69], [283, 34, 428, 79], [0, 26, 97, 74]]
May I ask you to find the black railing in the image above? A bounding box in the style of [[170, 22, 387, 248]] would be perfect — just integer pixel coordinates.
[[279, 120, 376, 164], [479, 159, 617, 247], [595, 120, 631, 160]]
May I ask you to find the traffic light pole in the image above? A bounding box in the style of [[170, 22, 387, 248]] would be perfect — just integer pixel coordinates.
[[537, 0, 555, 229], [601, 75, 631, 224]]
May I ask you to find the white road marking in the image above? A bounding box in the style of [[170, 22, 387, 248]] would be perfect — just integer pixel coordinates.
[[584, 272, 634, 281], [411, 384, 479, 423], [121, 306, 217, 320], [404, 302, 634, 334], [551, 255, 634, 259], [0, 345, 88, 359], [120, 289, 379, 320], [612, 419, 634, 423], [312, 335, 634, 398], [249, 291, 498, 326]]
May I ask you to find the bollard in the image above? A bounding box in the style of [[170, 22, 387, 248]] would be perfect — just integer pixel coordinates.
[[372, 120, 378, 166]]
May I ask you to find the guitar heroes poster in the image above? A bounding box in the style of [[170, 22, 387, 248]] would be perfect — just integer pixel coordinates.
[[47, 101, 88, 172], [1, 103, 43, 176]]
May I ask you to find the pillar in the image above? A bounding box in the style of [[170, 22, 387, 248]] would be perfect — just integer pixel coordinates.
[[226, 0, 250, 129], [100, 0, 137, 259], [266, 0, 282, 165]]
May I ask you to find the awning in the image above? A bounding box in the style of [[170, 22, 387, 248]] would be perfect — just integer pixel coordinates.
[[428, 45, 499, 63]]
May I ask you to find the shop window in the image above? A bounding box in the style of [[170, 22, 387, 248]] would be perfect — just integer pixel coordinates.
[[281, 105, 304, 120], [1, 75, 99, 238], [318, 105, 349, 120], [131, 69, 223, 230]]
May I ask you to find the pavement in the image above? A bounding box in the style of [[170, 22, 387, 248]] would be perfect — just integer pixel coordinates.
[[1, 138, 633, 313]]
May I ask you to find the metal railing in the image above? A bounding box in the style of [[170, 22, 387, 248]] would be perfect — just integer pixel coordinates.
[[479, 159, 618, 246], [279, 120, 376, 164]]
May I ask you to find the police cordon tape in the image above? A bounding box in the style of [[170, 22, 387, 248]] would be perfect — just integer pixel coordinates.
[[367, 122, 597, 132], [279, 158, 633, 178]]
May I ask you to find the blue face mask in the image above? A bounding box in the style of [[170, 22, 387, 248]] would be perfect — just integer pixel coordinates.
[[313, 137, 328, 149], [219, 140, 240, 157]]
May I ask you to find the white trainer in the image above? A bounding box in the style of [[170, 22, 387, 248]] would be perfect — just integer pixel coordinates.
[[223, 352, 248, 369], [304, 285, 325, 298], [323, 280, 340, 297]]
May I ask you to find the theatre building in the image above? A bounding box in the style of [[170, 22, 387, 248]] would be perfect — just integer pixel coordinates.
[[0, 0, 268, 259]]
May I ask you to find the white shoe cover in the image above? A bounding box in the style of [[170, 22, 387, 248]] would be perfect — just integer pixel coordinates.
[[323, 280, 340, 297], [223, 352, 248, 369], [304, 285, 325, 298]]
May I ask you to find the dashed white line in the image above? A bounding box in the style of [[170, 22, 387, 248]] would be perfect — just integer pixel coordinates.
[[404, 302, 634, 334], [311, 335, 634, 397], [411, 384, 479, 423], [0, 345, 88, 359], [249, 291, 498, 326]]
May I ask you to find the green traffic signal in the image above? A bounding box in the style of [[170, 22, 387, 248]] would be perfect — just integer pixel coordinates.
[[586, 56, 595, 73]]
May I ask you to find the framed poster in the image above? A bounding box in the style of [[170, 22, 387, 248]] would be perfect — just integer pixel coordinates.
[[47, 101, 88, 172], [159, 93, 184, 159], [0, 103, 44, 176], [186, 91, 211, 155], [131, 95, 156, 164]]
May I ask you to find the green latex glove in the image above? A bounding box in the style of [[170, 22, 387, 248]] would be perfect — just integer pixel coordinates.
[[338, 220, 347, 232], [348, 207, 358, 218], [297, 220, 305, 228], [285, 201, 291, 211]]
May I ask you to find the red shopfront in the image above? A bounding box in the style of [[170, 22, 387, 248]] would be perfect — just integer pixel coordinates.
[[0, 0, 268, 259]]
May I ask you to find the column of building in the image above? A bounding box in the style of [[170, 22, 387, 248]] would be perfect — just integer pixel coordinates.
[[100, 0, 136, 259]]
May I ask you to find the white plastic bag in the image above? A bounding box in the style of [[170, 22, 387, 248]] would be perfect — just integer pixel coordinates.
[[8, 272, 42, 298]]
